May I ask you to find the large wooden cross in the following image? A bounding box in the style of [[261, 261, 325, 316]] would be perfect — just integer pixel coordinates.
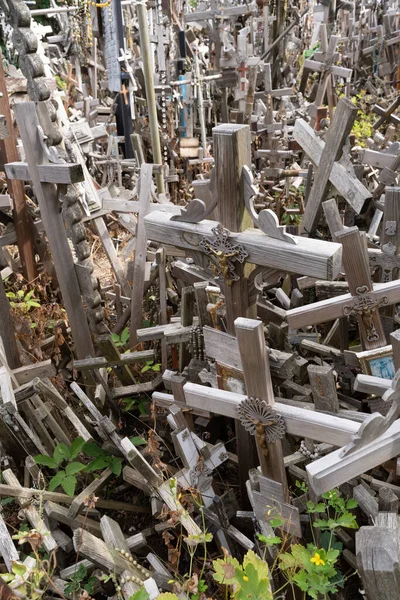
[[293, 98, 371, 235], [5, 102, 94, 360]]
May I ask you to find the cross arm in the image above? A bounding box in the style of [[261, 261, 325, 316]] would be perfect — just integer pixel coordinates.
[[302, 59, 352, 79], [5, 161, 84, 184], [144, 210, 342, 280], [307, 420, 400, 496], [286, 279, 400, 329], [183, 382, 360, 446]]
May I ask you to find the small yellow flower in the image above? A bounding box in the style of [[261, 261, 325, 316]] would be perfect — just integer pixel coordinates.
[[310, 553, 325, 567], [267, 509, 271, 516], [243, 575, 249, 582]]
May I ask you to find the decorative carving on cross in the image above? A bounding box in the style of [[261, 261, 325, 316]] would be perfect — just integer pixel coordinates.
[[199, 224, 248, 285], [342, 285, 389, 343], [237, 396, 286, 444]]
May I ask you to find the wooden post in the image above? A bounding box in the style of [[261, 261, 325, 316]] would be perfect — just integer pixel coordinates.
[[136, 1, 165, 193], [0, 52, 37, 282], [235, 317, 289, 502], [300, 98, 358, 236], [0, 278, 20, 368], [212, 124, 258, 503], [13, 102, 94, 360]]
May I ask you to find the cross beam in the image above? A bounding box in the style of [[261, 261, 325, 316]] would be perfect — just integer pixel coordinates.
[[144, 210, 342, 280]]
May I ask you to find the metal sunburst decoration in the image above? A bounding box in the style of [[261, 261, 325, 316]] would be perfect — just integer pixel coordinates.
[[237, 396, 286, 443]]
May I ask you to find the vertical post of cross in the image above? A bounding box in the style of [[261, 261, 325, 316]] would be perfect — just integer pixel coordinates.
[[213, 124, 258, 503]]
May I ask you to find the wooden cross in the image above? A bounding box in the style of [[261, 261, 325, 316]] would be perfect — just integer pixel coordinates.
[[286, 226, 400, 351], [369, 187, 400, 283], [303, 26, 352, 127], [5, 102, 94, 360], [293, 98, 371, 233], [372, 96, 400, 130]]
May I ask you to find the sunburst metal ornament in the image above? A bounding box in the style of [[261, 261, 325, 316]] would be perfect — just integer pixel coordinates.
[[237, 397, 286, 443]]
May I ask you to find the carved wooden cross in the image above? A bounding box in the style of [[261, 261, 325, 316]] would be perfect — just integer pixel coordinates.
[[369, 187, 400, 283], [286, 226, 400, 351]]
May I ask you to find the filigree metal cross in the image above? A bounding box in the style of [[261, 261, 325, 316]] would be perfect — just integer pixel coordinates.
[[200, 224, 248, 285], [343, 285, 388, 343]]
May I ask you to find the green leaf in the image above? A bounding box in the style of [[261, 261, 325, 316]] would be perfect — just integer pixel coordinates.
[[69, 437, 86, 459], [85, 457, 110, 472], [82, 442, 106, 458], [48, 471, 66, 491], [141, 365, 151, 373], [256, 534, 281, 546], [11, 562, 27, 577], [335, 512, 358, 529], [61, 475, 77, 497], [243, 549, 271, 584], [326, 548, 340, 563], [111, 333, 120, 343], [152, 363, 161, 372], [129, 589, 150, 600], [212, 555, 241, 584], [346, 498, 358, 509], [0, 497, 14, 506], [110, 457, 122, 476], [121, 328, 130, 344], [27, 300, 41, 308], [75, 564, 87, 580], [24, 289, 35, 301], [138, 401, 147, 415], [34, 454, 57, 469], [17, 290, 25, 298], [270, 517, 283, 528], [65, 462, 86, 476], [129, 436, 147, 446], [53, 443, 70, 465]]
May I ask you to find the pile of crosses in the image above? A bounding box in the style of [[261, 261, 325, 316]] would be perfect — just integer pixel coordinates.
[[0, 0, 399, 596]]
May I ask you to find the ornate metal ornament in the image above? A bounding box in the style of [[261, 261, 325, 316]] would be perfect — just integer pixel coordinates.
[[200, 224, 248, 285], [369, 243, 400, 283], [237, 397, 286, 443], [342, 285, 388, 342], [385, 221, 397, 236]]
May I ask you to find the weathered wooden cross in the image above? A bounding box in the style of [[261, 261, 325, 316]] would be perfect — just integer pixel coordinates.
[[286, 226, 400, 351], [293, 98, 371, 235], [369, 187, 400, 283]]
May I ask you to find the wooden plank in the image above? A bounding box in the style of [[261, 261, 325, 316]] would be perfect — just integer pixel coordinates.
[[144, 211, 343, 280], [0, 513, 19, 571], [73, 350, 154, 371], [130, 164, 154, 346], [356, 526, 400, 600], [0, 53, 37, 281], [293, 118, 371, 214], [0, 278, 20, 369], [300, 98, 358, 235], [183, 382, 360, 446], [5, 162, 84, 184], [68, 468, 113, 519]]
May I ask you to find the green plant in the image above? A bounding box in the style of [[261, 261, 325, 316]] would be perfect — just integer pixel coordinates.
[[7, 289, 41, 313], [1, 561, 46, 599], [64, 563, 97, 598], [213, 549, 273, 600], [122, 396, 148, 414], [256, 487, 358, 599], [112, 327, 130, 348], [141, 360, 161, 374], [82, 440, 123, 476], [34, 437, 87, 496]]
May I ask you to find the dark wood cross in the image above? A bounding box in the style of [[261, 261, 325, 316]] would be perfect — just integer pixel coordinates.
[[237, 61, 250, 92], [372, 96, 400, 130]]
